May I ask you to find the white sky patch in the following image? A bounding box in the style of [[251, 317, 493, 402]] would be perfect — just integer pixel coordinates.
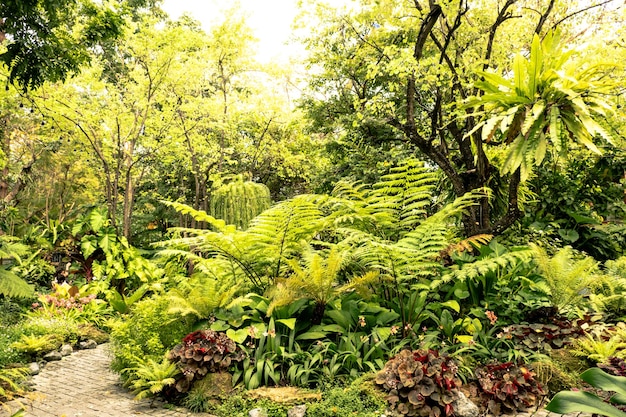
[[160, 0, 301, 64]]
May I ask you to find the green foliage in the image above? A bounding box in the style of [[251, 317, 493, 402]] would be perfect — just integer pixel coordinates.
[[375, 348, 462, 416], [0, 366, 29, 402], [571, 331, 626, 364], [0, 235, 34, 298], [306, 377, 387, 417], [0, 0, 153, 90], [546, 368, 626, 417], [125, 356, 180, 400], [109, 295, 194, 374], [11, 334, 63, 355], [167, 272, 239, 320], [531, 244, 606, 315], [469, 30, 615, 182], [17, 315, 80, 345], [210, 178, 272, 230]]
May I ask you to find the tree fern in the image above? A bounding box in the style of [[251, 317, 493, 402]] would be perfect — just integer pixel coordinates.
[[0, 235, 33, 298], [167, 272, 240, 320]]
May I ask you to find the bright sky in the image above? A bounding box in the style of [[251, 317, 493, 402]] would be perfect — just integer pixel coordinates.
[[160, 0, 301, 63]]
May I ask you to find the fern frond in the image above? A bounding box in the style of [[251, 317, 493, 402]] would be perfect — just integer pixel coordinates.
[[442, 248, 533, 283], [161, 201, 229, 232], [0, 269, 34, 298], [126, 357, 180, 400], [440, 234, 494, 258]]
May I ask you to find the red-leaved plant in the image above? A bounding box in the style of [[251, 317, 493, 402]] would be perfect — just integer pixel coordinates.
[[168, 330, 245, 393], [375, 348, 462, 416], [475, 362, 544, 414]]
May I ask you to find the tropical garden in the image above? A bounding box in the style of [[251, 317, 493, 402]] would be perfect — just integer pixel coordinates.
[[1, 0, 626, 416]]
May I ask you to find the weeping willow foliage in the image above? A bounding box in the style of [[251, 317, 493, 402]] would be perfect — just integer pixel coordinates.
[[210, 179, 271, 230]]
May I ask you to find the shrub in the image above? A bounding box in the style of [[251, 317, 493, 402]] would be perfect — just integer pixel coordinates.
[[109, 295, 193, 374], [475, 362, 545, 414], [375, 348, 462, 416], [168, 329, 245, 393], [306, 377, 387, 417]]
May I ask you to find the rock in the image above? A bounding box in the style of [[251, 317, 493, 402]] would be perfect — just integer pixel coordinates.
[[249, 408, 268, 417], [191, 372, 233, 399], [28, 362, 40, 375], [43, 351, 63, 362], [79, 339, 98, 349], [288, 404, 306, 417], [452, 391, 480, 417], [60, 344, 73, 356]]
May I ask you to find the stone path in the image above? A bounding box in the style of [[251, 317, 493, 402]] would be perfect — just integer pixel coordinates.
[[0, 343, 591, 417], [0, 344, 213, 417]]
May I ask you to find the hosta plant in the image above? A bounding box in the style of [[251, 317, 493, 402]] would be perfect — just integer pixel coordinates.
[[475, 362, 545, 414], [168, 330, 245, 393], [374, 348, 462, 416]]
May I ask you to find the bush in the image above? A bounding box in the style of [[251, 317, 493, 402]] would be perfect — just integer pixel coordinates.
[[306, 377, 386, 417], [109, 295, 193, 374]]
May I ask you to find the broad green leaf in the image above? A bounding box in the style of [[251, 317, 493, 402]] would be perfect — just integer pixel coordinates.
[[456, 335, 474, 344], [80, 235, 98, 258], [513, 53, 527, 96], [296, 331, 328, 340], [580, 368, 626, 398], [276, 318, 297, 330], [527, 34, 542, 97], [546, 391, 626, 417], [226, 328, 249, 344], [534, 133, 547, 164], [440, 300, 460, 313]]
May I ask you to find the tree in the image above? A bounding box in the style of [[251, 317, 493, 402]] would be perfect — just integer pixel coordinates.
[[0, 0, 157, 90], [39, 16, 203, 239], [300, 0, 623, 237]]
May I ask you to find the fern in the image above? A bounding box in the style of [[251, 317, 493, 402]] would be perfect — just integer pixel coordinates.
[[442, 248, 533, 283], [125, 357, 180, 400], [0, 235, 33, 298], [168, 272, 239, 319], [0, 367, 28, 401], [0, 269, 34, 299], [531, 243, 606, 313]]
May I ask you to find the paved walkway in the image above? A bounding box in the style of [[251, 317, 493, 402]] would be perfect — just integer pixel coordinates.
[[0, 344, 214, 417], [0, 343, 591, 417]]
